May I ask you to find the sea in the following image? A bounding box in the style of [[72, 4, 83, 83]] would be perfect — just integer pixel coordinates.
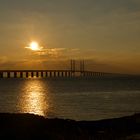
[[0, 77, 140, 121]]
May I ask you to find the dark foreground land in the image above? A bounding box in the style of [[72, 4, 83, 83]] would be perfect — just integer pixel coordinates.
[[0, 113, 140, 140]]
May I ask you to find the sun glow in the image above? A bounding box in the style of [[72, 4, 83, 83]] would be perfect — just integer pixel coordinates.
[[30, 42, 39, 51], [26, 41, 43, 51]]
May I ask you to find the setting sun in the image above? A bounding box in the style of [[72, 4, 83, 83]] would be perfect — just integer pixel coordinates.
[[30, 42, 40, 51], [26, 41, 43, 51], [30, 41, 41, 51]]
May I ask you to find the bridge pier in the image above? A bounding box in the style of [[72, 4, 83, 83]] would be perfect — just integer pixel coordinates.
[[45, 72, 48, 77], [7, 72, 10, 78], [80, 72, 82, 77], [57, 71, 60, 77], [31, 72, 33, 77], [89, 72, 91, 77], [68, 72, 71, 77], [26, 72, 29, 78], [65, 72, 67, 77], [90, 72, 92, 77], [41, 72, 43, 77], [83, 72, 85, 77], [61, 72, 64, 77], [49, 72, 52, 77], [0, 72, 3, 78], [54, 71, 56, 77], [95, 72, 98, 76], [36, 72, 39, 78], [14, 72, 17, 78], [95, 72, 97, 76], [20, 72, 23, 78]]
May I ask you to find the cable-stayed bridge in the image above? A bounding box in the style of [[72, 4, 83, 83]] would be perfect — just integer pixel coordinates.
[[0, 60, 130, 78]]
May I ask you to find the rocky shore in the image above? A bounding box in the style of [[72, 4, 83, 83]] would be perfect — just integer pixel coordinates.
[[0, 113, 139, 140]]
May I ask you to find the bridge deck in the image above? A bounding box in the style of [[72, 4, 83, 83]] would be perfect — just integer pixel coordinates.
[[0, 70, 127, 78]]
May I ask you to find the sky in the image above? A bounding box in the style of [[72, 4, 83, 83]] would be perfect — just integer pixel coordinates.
[[0, 0, 140, 74]]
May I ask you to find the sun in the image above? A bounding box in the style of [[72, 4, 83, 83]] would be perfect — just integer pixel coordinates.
[[29, 41, 41, 51], [26, 41, 43, 51]]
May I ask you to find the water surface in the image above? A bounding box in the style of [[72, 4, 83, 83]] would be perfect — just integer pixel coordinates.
[[0, 77, 140, 120]]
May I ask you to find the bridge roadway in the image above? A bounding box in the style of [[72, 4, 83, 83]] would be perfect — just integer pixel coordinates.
[[0, 70, 119, 78]]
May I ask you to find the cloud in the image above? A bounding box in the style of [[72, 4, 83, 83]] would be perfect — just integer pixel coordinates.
[[0, 56, 8, 64], [0, 57, 27, 69], [32, 47, 82, 60]]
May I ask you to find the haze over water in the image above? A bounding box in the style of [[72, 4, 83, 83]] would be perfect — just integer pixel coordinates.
[[0, 77, 140, 120]]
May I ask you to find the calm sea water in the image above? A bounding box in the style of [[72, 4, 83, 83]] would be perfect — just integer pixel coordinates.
[[0, 77, 140, 120]]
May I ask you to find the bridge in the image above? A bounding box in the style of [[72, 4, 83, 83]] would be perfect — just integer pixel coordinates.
[[0, 60, 125, 78]]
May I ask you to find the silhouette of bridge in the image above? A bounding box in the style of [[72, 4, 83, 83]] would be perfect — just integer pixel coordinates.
[[0, 60, 125, 78]]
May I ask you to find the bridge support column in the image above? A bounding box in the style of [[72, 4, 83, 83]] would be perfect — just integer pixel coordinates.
[[83, 72, 85, 77], [84, 72, 86, 77], [61, 72, 64, 77], [89, 72, 91, 77], [50, 72, 52, 77], [65, 72, 67, 77], [41, 72, 43, 77], [95, 72, 97, 76], [53, 71, 56, 77], [36, 72, 39, 78], [68, 72, 71, 77], [26, 72, 28, 78], [31, 72, 34, 77], [14, 72, 17, 78], [90, 72, 92, 77], [67, 72, 69, 77], [58, 72, 60, 77], [45, 72, 48, 77], [20, 72, 23, 78], [0, 72, 3, 78], [7, 72, 10, 78]]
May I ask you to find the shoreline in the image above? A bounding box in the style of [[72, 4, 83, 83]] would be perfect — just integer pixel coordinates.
[[0, 113, 139, 140]]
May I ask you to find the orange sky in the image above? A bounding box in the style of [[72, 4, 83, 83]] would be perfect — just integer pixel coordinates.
[[0, 0, 140, 74]]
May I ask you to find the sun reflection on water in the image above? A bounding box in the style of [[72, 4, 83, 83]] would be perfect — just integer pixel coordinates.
[[18, 79, 49, 116]]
